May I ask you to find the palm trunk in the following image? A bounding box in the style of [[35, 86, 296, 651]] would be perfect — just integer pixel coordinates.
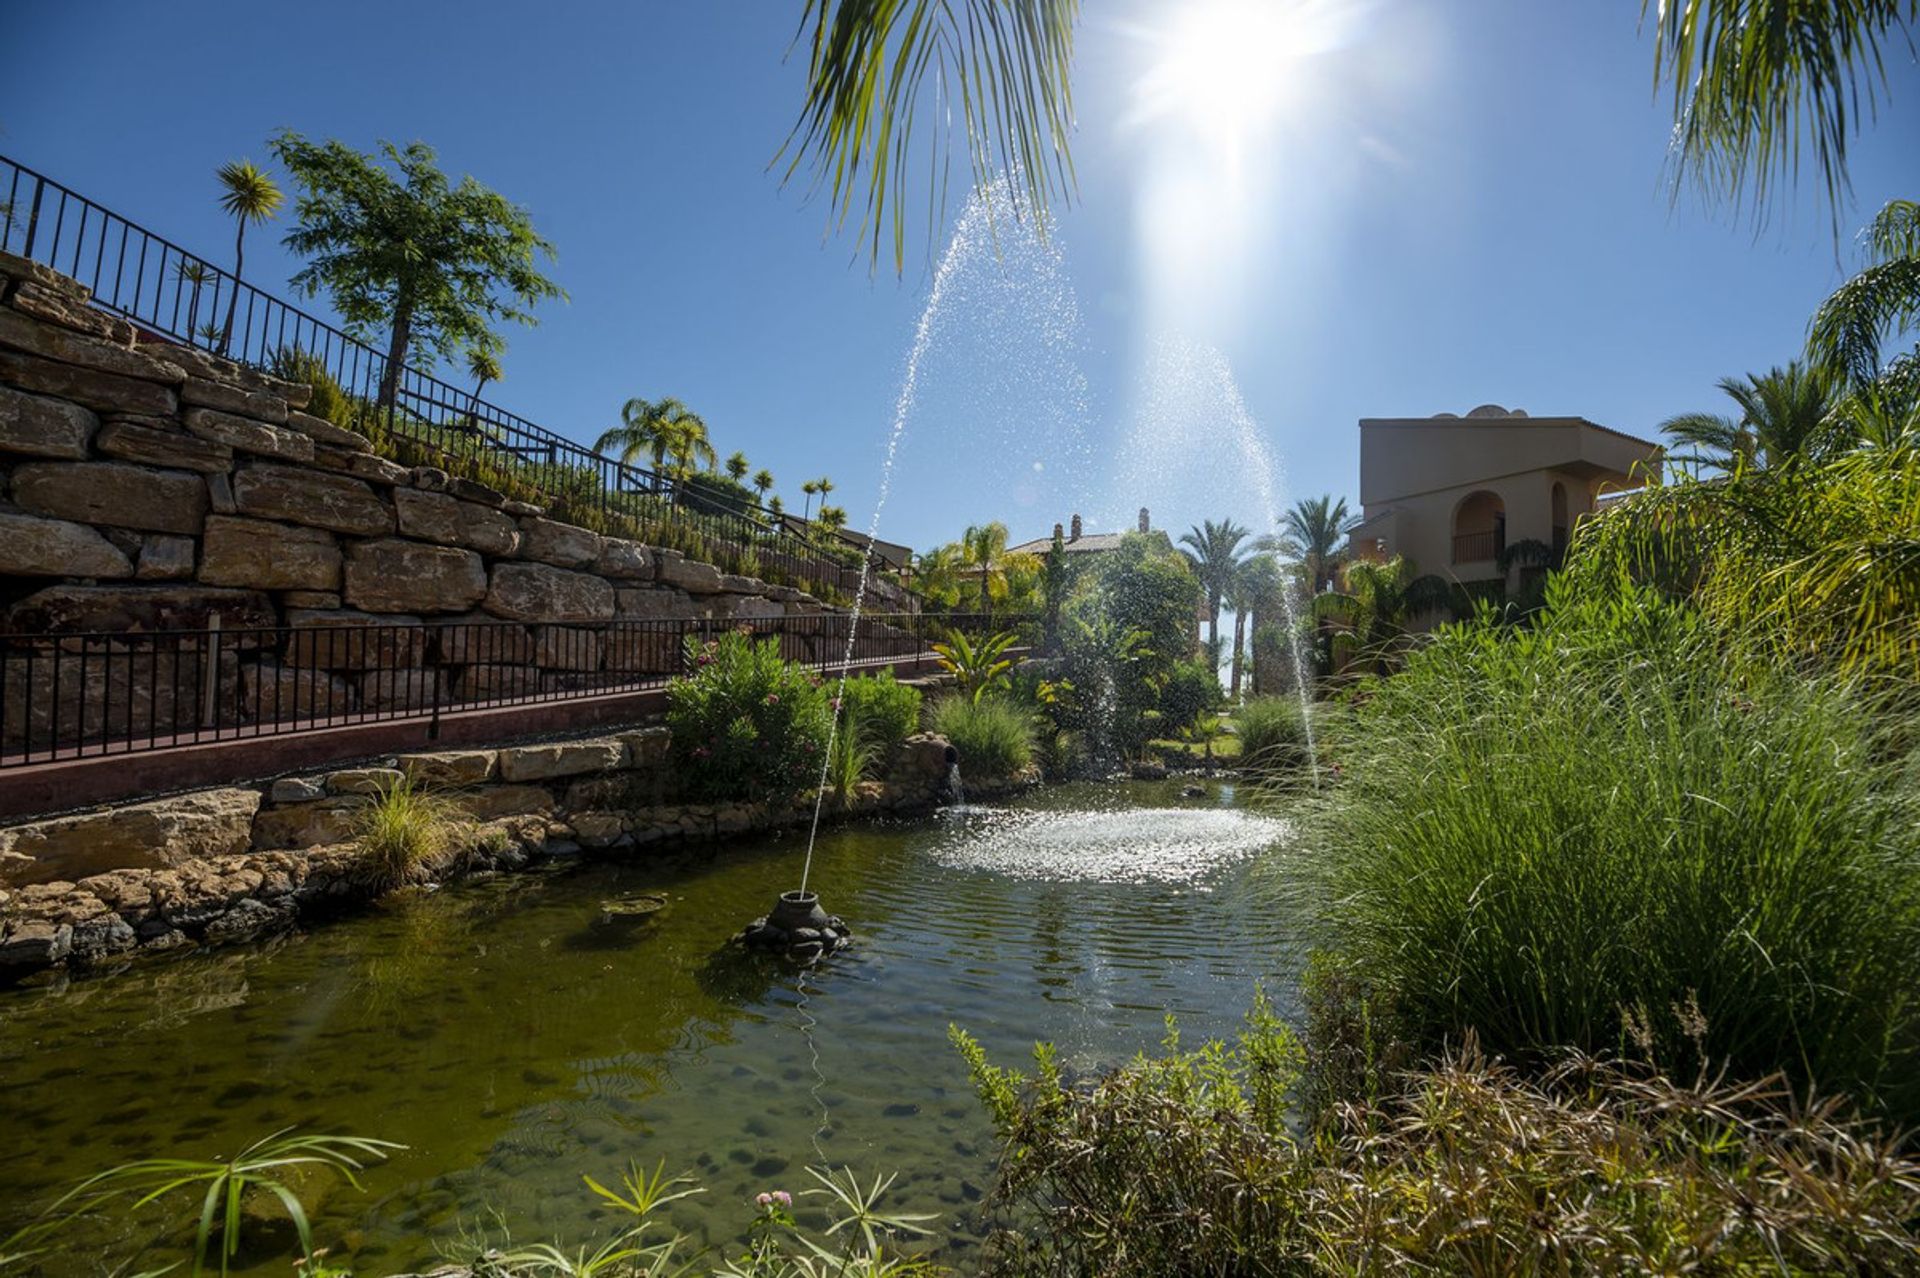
[[219, 221, 246, 355], [1230, 610, 1246, 698], [1206, 597, 1220, 653], [980, 565, 992, 616], [468, 375, 489, 429], [377, 294, 414, 412]]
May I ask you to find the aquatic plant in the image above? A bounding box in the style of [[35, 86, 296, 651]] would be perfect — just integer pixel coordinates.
[[666, 631, 832, 802], [955, 1000, 1920, 1276], [1297, 579, 1920, 1118], [354, 775, 466, 891], [929, 695, 1032, 779]]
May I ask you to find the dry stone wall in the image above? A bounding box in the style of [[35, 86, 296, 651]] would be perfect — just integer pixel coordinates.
[[0, 251, 860, 742]]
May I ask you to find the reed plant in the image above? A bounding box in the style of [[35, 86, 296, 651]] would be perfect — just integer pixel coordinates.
[[1295, 579, 1920, 1118], [354, 776, 466, 892], [930, 695, 1033, 779], [1231, 696, 1310, 775]]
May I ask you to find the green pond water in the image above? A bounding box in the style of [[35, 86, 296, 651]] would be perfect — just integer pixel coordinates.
[[0, 781, 1301, 1274]]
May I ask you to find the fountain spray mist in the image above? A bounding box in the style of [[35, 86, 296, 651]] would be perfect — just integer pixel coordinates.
[[796, 186, 1001, 894]]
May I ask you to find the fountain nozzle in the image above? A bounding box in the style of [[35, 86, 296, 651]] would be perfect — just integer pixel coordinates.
[[738, 890, 852, 962]]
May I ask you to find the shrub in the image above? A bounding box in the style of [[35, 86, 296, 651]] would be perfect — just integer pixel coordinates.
[[1298, 580, 1920, 1118], [355, 777, 466, 891], [1232, 696, 1310, 774], [930, 695, 1032, 779], [955, 1006, 1920, 1276], [837, 669, 923, 754], [1157, 657, 1221, 732], [666, 631, 831, 802]]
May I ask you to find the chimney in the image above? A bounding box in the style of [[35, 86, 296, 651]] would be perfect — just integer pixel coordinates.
[[1138, 507, 1150, 533], [1052, 521, 1064, 542], [1069, 513, 1083, 541]]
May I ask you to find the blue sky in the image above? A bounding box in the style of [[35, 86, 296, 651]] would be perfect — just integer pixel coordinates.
[[4, 1, 1914, 553]]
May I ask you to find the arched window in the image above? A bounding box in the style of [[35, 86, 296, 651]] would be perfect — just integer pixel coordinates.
[[1452, 491, 1506, 564]]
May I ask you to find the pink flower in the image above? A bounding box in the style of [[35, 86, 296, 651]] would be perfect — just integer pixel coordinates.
[[766, 693, 781, 705], [692, 746, 711, 759], [755, 1192, 772, 1207], [830, 697, 843, 711], [773, 1190, 791, 1206]]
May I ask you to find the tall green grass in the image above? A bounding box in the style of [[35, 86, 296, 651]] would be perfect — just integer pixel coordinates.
[[931, 695, 1033, 779], [1298, 582, 1920, 1118], [355, 777, 467, 892], [1232, 696, 1310, 775]]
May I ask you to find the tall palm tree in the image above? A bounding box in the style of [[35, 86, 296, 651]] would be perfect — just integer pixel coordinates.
[[725, 451, 751, 482], [466, 348, 502, 407], [1225, 554, 1285, 700], [1810, 199, 1920, 390], [214, 160, 283, 355], [1312, 556, 1437, 678], [752, 468, 776, 504], [176, 261, 215, 338], [911, 543, 966, 609], [814, 476, 835, 512], [1659, 363, 1842, 472], [1276, 495, 1359, 593], [1177, 519, 1251, 652], [594, 396, 707, 474], [801, 479, 821, 521]]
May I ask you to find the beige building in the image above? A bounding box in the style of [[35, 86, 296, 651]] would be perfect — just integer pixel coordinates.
[[1345, 404, 1661, 585]]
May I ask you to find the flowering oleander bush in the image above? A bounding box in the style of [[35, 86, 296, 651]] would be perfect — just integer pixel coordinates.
[[666, 631, 831, 802]]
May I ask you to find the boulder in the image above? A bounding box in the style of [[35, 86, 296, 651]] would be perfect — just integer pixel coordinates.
[[2, 646, 235, 751], [484, 562, 614, 623], [616, 587, 693, 619], [0, 307, 185, 383], [534, 625, 603, 671], [516, 516, 602, 568], [0, 348, 177, 417], [592, 538, 654, 580], [285, 410, 371, 451], [0, 789, 260, 886], [9, 281, 133, 344], [704, 594, 783, 621], [398, 749, 497, 787], [357, 667, 445, 711], [205, 471, 236, 514], [270, 776, 326, 803], [497, 739, 625, 782], [94, 418, 231, 473], [232, 464, 391, 536], [448, 785, 554, 821], [0, 250, 89, 297], [282, 609, 427, 670], [179, 376, 288, 425], [135, 534, 196, 581], [199, 515, 340, 591], [281, 590, 341, 609], [392, 488, 518, 555], [452, 663, 541, 700], [432, 611, 535, 664], [5, 583, 275, 633], [449, 477, 505, 507], [11, 460, 208, 534], [250, 797, 367, 851], [242, 662, 356, 718], [571, 811, 626, 848], [326, 767, 405, 795], [620, 727, 672, 770], [0, 383, 97, 458], [0, 511, 133, 578], [182, 407, 314, 462], [603, 628, 681, 676], [343, 539, 488, 614], [657, 553, 725, 594]]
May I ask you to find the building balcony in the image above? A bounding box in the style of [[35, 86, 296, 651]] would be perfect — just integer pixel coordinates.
[[1451, 530, 1503, 564]]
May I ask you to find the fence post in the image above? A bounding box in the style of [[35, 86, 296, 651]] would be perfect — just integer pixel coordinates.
[[200, 613, 221, 730], [22, 178, 43, 258]]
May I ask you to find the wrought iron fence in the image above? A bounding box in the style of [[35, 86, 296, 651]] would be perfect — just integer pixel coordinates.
[[0, 154, 895, 606], [0, 612, 1023, 768]]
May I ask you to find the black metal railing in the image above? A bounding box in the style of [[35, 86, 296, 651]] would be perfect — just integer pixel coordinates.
[[0, 154, 898, 606], [0, 612, 1022, 768], [0, 610, 1021, 759]]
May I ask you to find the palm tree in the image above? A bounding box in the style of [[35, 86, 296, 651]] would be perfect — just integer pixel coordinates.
[[214, 160, 283, 355], [725, 451, 750, 482], [1659, 363, 1842, 472], [817, 504, 848, 533], [801, 479, 821, 521], [911, 543, 966, 609], [960, 521, 1041, 616], [1177, 519, 1251, 652], [1276, 495, 1359, 593], [814, 476, 835, 514], [1311, 557, 1442, 678], [1810, 199, 1920, 390], [176, 261, 215, 338], [769, 494, 785, 516], [594, 396, 707, 474], [466, 348, 502, 407], [752, 468, 776, 504], [1225, 554, 1284, 700]]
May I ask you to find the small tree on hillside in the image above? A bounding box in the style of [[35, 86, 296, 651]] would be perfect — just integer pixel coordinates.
[[270, 133, 565, 411], [214, 160, 283, 355]]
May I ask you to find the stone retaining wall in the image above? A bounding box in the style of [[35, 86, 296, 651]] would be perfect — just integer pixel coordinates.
[[0, 725, 1029, 980], [0, 250, 913, 746]]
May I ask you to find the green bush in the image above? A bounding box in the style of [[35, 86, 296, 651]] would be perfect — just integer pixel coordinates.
[[1157, 657, 1221, 732], [1299, 581, 1920, 1118], [837, 670, 923, 754], [1232, 696, 1310, 774], [666, 631, 831, 802], [955, 1003, 1920, 1276], [354, 777, 467, 891], [931, 695, 1033, 779]]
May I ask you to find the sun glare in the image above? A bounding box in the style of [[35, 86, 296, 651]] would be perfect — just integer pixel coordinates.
[[1135, 0, 1353, 150]]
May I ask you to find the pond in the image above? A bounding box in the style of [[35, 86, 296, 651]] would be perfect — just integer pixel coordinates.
[[0, 781, 1301, 1274]]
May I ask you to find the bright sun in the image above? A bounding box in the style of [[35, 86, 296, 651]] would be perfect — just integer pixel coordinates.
[[1135, 0, 1353, 148]]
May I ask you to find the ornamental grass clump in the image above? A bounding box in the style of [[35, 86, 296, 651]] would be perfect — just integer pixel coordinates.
[[837, 670, 924, 754], [666, 631, 831, 802], [1296, 579, 1920, 1120], [930, 695, 1032, 779], [955, 1003, 1920, 1277], [1232, 695, 1310, 775], [355, 776, 466, 892]]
